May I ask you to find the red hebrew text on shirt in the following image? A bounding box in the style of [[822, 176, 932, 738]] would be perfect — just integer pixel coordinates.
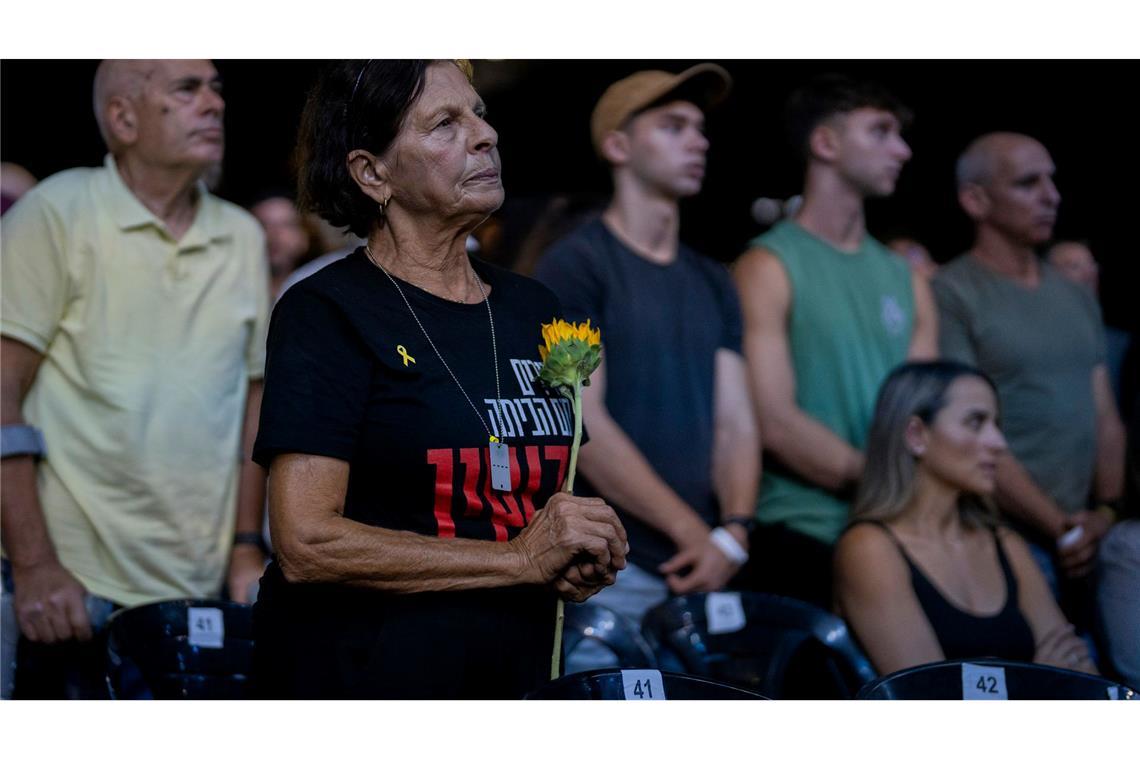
[[427, 445, 569, 540]]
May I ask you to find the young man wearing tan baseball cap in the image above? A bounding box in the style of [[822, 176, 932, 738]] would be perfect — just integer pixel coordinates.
[[534, 64, 760, 672]]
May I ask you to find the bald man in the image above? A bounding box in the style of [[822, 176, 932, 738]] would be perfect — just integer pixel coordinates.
[[932, 133, 1126, 619], [1, 60, 270, 697]]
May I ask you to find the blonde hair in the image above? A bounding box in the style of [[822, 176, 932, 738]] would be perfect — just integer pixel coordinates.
[[853, 361, 1000, 530]]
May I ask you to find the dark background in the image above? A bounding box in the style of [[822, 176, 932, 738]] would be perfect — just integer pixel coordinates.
[[2, 59, 1135, 330]]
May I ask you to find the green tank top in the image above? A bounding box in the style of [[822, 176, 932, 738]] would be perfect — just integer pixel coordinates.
[[753, 220, 915, 544]]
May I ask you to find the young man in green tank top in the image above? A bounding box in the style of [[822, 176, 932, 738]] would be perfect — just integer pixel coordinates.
[[733, 74, 938, 608]]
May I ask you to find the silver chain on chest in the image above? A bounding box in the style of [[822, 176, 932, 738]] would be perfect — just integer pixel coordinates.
[[365, 245, 508, 442]]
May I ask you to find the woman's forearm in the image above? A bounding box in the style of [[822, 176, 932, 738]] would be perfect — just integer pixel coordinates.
[[276, 514, 534, 592], [269, 453, 535, 592]]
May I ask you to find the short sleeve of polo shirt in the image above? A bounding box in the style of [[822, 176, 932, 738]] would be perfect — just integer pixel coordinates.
[[0, 189, 70, 353], [252, 283, 372, 467]]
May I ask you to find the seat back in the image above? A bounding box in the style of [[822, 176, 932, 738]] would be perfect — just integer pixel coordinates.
[[105, 599, 254, 699], [526, 667, 766, 700], [562, 601, 658, 669], [641, 592, 876, 699], [857, 658, 1138, 700]]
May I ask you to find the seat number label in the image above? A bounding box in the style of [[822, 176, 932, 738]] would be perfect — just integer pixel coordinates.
[[706, 591, 747, 634], [188, 608, 225, 649], [622, 669, 666, 700], [961, 663, 1007, 700]]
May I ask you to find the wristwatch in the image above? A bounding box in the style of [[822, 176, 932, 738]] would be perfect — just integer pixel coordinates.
[[721, 516, 754, 529], [233, 532, 269, 554]]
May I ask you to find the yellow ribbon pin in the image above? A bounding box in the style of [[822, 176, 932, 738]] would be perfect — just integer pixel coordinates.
[[396, 345, 416, 367]]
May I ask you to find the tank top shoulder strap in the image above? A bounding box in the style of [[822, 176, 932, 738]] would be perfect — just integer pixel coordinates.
[[989, 527, 1020, 603], [849, 519, 914, 563]]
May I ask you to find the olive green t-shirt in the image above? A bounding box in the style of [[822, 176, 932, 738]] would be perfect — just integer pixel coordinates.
[[751, 220, 916, 544], [932, 255, 1106, 513]]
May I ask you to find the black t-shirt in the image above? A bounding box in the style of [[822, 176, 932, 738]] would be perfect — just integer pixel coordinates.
[[251, 250, 574, 698], [535, 218, 743, 574]]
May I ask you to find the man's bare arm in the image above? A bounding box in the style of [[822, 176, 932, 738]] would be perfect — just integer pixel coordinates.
[[577, 359, 710, 551], [226, 379, 267, 603], [1091, 364, 1125, 504], [1032, 363, 1129, 580], [733, 247, 863, 492], [579, 355, 750, 593], [907, 271, 939, 360], [0, 336, 91, 643], [711, 348, 760, 535], [993, 451, 1068, 540], [993, 411, 1115, 580]]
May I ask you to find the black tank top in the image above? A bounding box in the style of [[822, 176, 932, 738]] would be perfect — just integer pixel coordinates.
[[862, 521, 1036, 662]]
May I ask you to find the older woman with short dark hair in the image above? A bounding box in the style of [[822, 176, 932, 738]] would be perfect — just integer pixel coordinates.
[[251, 60, 626, 698]]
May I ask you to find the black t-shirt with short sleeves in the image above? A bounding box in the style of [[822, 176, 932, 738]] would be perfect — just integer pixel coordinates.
[[251, 250, 575, 698], [535, 218, 744, 574]]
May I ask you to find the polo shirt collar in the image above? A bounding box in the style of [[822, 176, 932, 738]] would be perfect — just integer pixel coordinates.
[[103, 154, 232, 250]]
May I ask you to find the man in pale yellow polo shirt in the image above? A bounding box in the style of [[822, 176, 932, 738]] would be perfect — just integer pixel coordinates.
[[1, 60, 269, 698]]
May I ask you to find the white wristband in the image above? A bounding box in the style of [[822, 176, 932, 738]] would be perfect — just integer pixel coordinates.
[[710, 526, 749, 565]]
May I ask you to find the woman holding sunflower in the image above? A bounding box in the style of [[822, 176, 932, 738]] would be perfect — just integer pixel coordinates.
[[250, 60, 626, 698]]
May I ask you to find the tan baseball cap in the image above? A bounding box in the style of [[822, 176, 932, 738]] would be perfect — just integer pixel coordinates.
[[590, 63, 733, 158]]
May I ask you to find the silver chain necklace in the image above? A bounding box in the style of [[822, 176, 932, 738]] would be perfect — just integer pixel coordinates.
[[364, 245, 513, 491]]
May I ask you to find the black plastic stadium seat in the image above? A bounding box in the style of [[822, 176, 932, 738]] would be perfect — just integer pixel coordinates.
[[105, 599, 254, 699], [857, 658, 1137, 700], [526, 667, 767, 700], [562, 601, 658, 669], [641, 592, 877, 699]]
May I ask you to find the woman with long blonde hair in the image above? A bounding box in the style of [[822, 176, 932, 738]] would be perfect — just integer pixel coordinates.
[[834, 361, 1095, 676]]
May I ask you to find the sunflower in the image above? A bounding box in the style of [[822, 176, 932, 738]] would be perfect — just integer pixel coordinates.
[[534, 317, 604, 680], [537, 319, 602, 394]]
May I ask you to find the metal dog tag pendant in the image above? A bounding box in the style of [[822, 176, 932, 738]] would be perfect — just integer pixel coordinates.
[[489, 439, 512, 492]]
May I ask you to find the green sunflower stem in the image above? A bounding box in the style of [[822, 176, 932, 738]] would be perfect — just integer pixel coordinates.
[[565, 380, 583, 494], [550, 602, 565, 681], [550, 378, 584, 680]]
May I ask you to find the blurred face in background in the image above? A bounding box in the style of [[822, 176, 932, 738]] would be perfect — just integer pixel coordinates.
[[1047, 241, 1099, 297], [888, 237, 939, 280], [621, 100, 710, 200], [973, 137, 1060, 247], [825, 107, 912, 198], [252, 196, 311, 276]]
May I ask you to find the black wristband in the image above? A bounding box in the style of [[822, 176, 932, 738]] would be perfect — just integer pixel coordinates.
[[233, 532, 269, 553], [721, 516, 754, 530]]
